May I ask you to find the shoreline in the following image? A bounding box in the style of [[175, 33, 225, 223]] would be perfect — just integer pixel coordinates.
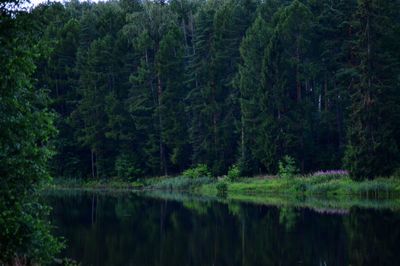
[[46, 174, 400, 211]]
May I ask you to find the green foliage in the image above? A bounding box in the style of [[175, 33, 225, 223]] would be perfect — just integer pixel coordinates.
[[278, 156, 299, 179], [182, 164, 211, 179], [115, 154, 143, 181], [51, 177, 144, 190], [227, 164, 241, 182], [61, 258, 81, 266], [203, 174, 400, 200], [216, 182, 228, 197], [12, 0, 400, 262], [344, 0, 400, 180], [0, 2, 63, 263], [27, 0, 400, 184], [0, 200, 65, 265]]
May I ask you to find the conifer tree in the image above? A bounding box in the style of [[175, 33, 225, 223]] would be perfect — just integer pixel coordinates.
[[156, 26, 190, 172], [345, 0, 400, 180]]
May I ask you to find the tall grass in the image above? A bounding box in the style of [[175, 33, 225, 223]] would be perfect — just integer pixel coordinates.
[[199, 174, 400, 199], [149, 176, 214, 191], [50, 173, 400, 201]]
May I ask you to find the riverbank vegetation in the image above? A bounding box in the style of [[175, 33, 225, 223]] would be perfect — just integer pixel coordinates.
[[50, 170, 400, 201], [50, 161, 400, 201], [49, 171, 400, 212]]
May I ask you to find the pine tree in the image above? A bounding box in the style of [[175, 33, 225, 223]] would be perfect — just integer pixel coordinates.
[[345, 0, 400, 180], [236, 0, 280, 175], [156, 25, 190, 172], [72, 3, 126, 178], [125, 1, 177, 176], [236, 15, 268, 174], [260, 0, 314, 172], [311, 0, 357, 170], [187, 0, 256, 175]]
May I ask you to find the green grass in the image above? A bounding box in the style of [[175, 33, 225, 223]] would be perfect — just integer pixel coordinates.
[[148, 176, 214, 191], [49, 177, 145, 190], [49, 174, 400, 210], [50, 176, 214, 192], [197, 174, 400, 199]]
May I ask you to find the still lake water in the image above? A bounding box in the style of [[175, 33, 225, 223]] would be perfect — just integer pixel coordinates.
[[47, 191, 400, 266]]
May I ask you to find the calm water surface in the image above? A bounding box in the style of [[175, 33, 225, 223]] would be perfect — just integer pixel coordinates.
[[47, 192, 400, 266]]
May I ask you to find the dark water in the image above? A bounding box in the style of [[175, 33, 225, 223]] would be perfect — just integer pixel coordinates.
[[47, 192, 400, 266]]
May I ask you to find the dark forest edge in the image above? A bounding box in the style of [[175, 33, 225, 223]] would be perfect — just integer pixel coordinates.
[[49, 162, 400, 208], [33, 0, 400, 182], [48, 171, 400, 210]]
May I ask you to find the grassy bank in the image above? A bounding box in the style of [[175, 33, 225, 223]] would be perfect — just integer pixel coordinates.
[[50, 173, 400, 199], [49, 176, 214, 192], [48, 174, 400, 211], [198, 174, 400, 198]]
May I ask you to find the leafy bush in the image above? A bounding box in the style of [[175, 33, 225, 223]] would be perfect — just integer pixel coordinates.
[[0, 201, 65, 265], [278, 156, 299, 179], [216, 182, 228, 197], [227, 164, 241, 182], [115, 155, 143, 181], [182, 164, 211, 179]]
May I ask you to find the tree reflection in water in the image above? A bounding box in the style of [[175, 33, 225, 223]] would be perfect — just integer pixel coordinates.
[[47, 192, 400, 266]]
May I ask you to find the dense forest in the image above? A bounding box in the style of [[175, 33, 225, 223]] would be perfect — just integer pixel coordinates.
[[29, 0, 400, 181], [7, 0, 400, 182]]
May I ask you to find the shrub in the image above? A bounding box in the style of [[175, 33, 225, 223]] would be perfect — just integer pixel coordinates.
[[227, 164, 241, 182], [115, 155, 143, 181], [216, 182, 228, 197], [182, 164, 211, 179], [278, 156, 299, 179]]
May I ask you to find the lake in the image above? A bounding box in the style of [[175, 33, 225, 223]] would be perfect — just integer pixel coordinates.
[[47, 191, 400, 266]]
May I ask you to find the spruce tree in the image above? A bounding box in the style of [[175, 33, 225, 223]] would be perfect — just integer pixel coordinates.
[[345, 0, 400, 180]]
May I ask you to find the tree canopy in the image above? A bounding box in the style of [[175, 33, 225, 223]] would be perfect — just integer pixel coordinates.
[[14, 0, 400, 182]]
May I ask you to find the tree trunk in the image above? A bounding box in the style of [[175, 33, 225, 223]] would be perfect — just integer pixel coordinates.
[[91, 149, 95, 179], [324, 75, 328, 111], [241, 114, 245, 161], [296, 40, 302, 102], [211, 82, 218, 160], [157, 74, 167, 176]]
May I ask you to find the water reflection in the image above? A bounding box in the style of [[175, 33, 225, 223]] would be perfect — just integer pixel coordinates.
[[47, 192, 400, 266]]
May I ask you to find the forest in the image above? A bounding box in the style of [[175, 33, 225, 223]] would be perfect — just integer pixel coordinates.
[[26, 0, 400, 181]]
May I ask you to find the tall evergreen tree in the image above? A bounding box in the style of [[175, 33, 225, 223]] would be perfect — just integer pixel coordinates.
[[259, 0, 314, 172], [156, 25, 190, 172], [344, 0, 400, 180], [236, 0, 280, 175], [125, 1, 177, 176]]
